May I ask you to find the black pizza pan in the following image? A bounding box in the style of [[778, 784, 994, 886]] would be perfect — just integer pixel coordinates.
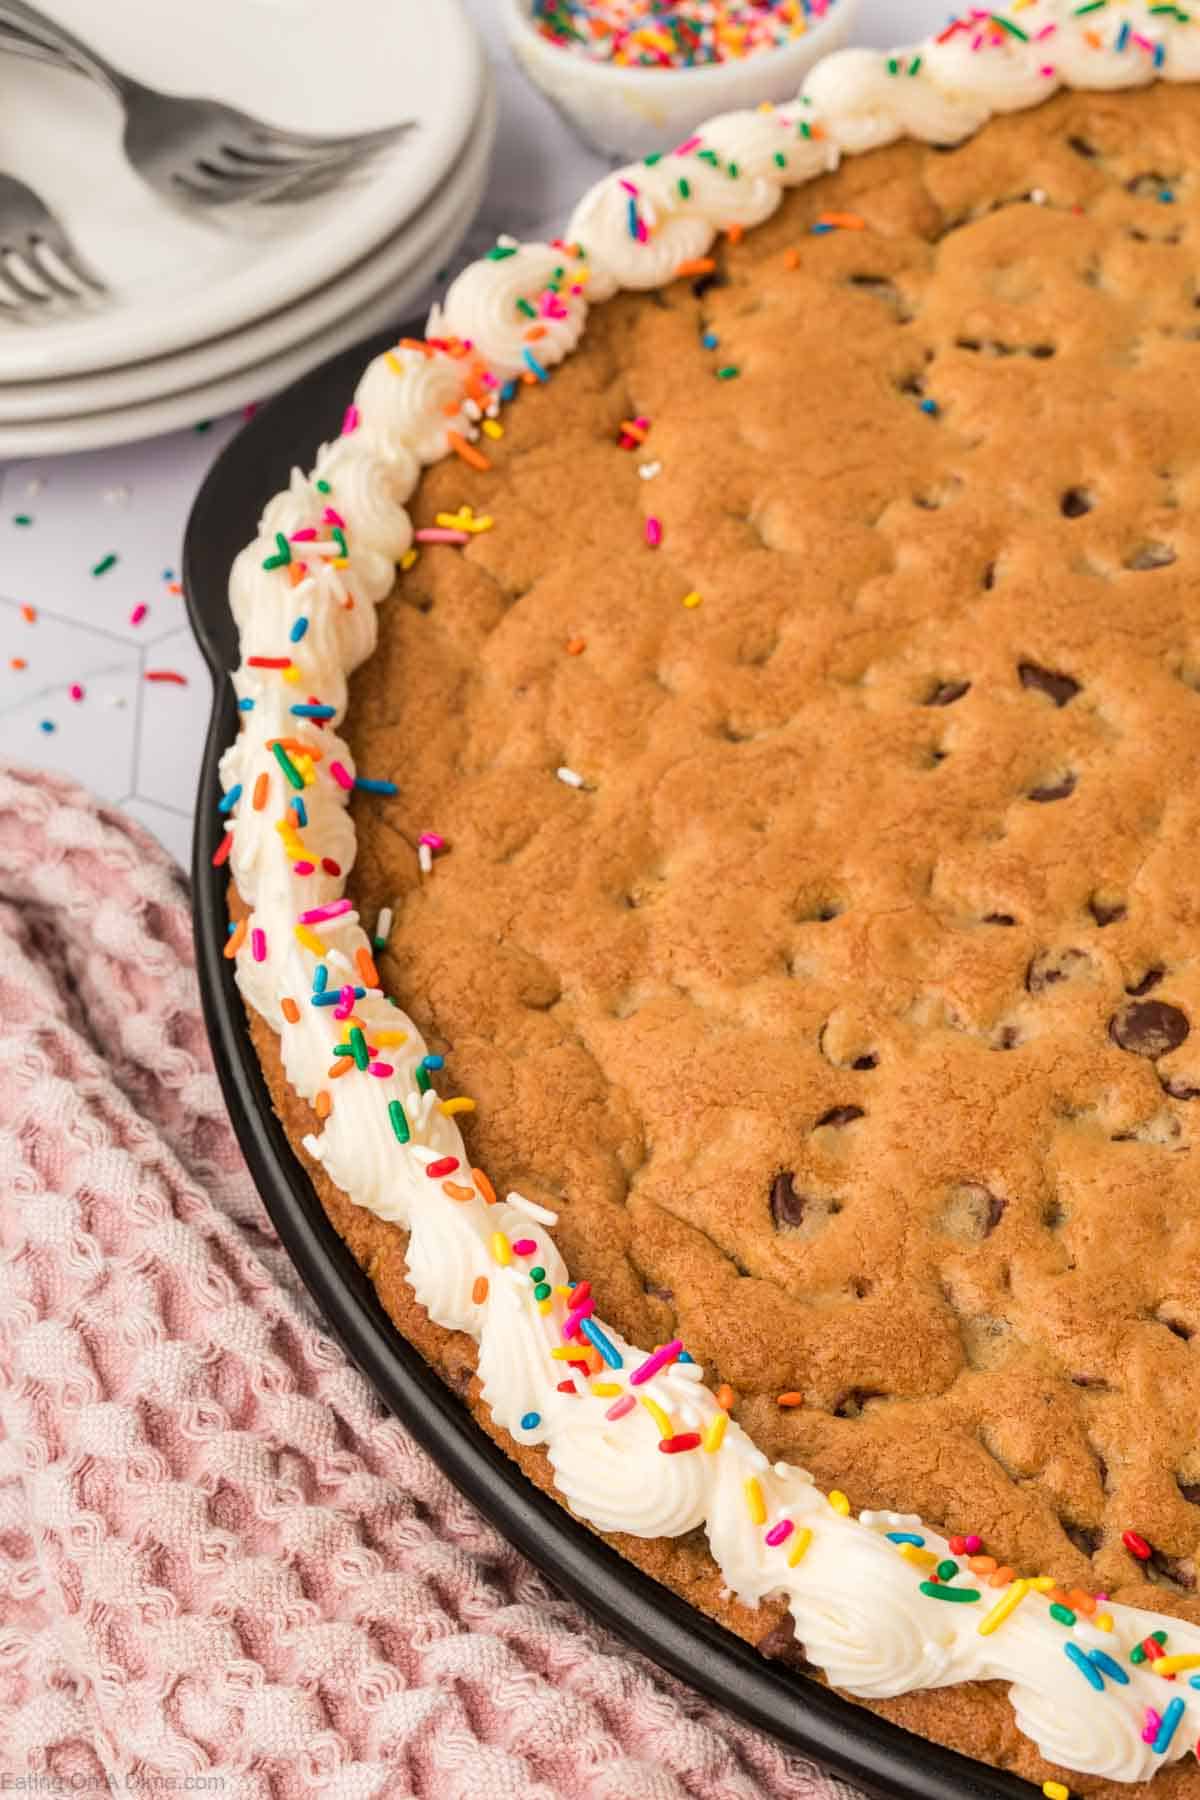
[[185, 321, 1035, 1800]]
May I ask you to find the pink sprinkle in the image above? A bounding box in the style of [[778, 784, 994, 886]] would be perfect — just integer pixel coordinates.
[[426, 1156, 460, 1179], [329, 760, 354, 790], [765, 1519, 794, 1547], [512, 1237, 538, 1256], [323, 506, 346, 528], [1040, 64, 1056, 76], [1036, 21, 1056, 38], [294, 860, 316, 874], [1133, 32, 1154, 51], [68, 683, 84, 702], [418, 831, 445, 850], [414, 528, 470, 545], [481, 371, 499, 389], [1142, 1709, 1161, 1746], [970, 30, 984, 49], [129, 603, 147, 626], [562, 1299, 595, 1340], [342, 404, 360, 435], [618, 178, 640, 196], [630, 1339, 683, 1387], [674, 134, 701, 156], [333, 984, 357, 1020], [645, 517, 662, 548], [635, 217, 649, 245], [605, 1395, 637, 1421], [290, 527, 318, 542], [368, 1061, 394, 1077], [300, 899, 352, 923], [251, 928, 266, 963], [963, 1534, 983, 1555]]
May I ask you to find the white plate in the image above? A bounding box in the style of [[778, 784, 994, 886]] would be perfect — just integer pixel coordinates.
[[0, 81, 495, 424], [0, 96, 492, 459], [0, 0, 486, 381]]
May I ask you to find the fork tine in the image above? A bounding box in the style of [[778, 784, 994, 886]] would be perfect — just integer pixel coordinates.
[[34, 218, 106, 293], [0, 249, 53, 305], [28, 236, 100, 301], [245, 118, 412, 161]]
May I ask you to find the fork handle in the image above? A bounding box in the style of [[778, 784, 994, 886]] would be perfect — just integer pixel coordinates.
[[0, 0, 129, 96]]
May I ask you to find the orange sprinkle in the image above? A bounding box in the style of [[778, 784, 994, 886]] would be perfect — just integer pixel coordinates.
[[524, 324, 547, 342], [818, 211, 867, 231], [448, 429, 491, 473], [726, 223, 744, 246], [442, 1181, 475, 1202], [566, 637, 587, 656], [783, 248, 800, 270], [809, 124, 826, 141], [968, 1555, 998, 1575], [441, 400, 460, 417], [223, 917, 248, 960], [329, 1058, 354, 1079], [253, 772, 269, 811], [472, 1167, 497, 1205], [20, 604, 36, 623], [267, 737, 323, 761], [674, 256, 716, 278], [1067, 1589, 1097, 1616], [281, 997, 300, 1024], [472, 1276, 489, 1304], [777, 1391, 804, 1408], [287, 564, 305, 588], [1046, 1586, 1071, 1608], [716, 1383, 735, 1412], [988, 1565, 1016, 1588], [10, 657, 26, 670], [399, 337, 433, 355], [618, 420, 648, 442], [355, 946, 380, 988], [314, 1091, 331, 1120], [1084, 26, 1101, 46]]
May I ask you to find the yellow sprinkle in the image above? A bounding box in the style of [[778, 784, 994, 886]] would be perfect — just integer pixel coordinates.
[[592, 1381, 622, 1397], [702, 1412, 728, 1454], [439, 1097, 477, 1116], [1153, 1654, 1200, 1675], [490, 1232, 512, 1266], [551, 1345, 588, 1360], [537, 1298, 552, 1314], [1095, 1612, 1114, 1633], [744, 1477, 767, 1526], [788, 1526, 813, 1568], [827, 1490, 850, 1516], [400, 548, 418, 571], [282, 664, 302, 685], [899, 1544, 938, 1569], [977, 1579, 1031, 1638], [682, 590, 703, 609], [554, 1285, 573, 1298], [1029, 1576, 1057, 1593], [1042, 1784, 1069, 1800], [294, 924, 326, 957], [640, 1394, 674, 1438], [373, 1030, 408, 1047], [385, 350, 403, 374], [482, 419, 504, 440]]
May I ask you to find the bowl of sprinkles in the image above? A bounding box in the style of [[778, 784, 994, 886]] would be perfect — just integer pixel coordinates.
[[504, 0, 859, 158]]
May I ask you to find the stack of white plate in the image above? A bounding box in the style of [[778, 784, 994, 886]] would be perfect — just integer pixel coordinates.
[[0, 0, 493, 457]]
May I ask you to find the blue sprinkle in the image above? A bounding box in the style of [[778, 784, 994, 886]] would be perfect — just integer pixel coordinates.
[[219, 783, 242, 814], [810, 222, 834, 236], [523, 348, 549, 383], [313, 964, 329, 995], [1087, 1650, 1128, 1687], [501, 380, 517, 402], [1064, 1642, 1103, 1691], [886, 1532, 926, 1546], [420, 1054, 445, 1071], [1154, 40, 1166, 67], [1153, 1697, 1185, 1756], [238, 697, 255, 711], [679, 1349, 694, 1363], [520, 1411, 541, 1431], [311, 986, 366, 1007], [1116, 19, 1131, 49], [39, 719, 55, 733], [227, 921, 237, 935], [290, 703, 336, 719], [355, 776, 398, 795], [290, 616, 310, 642], [162, 568, 175, 581], [1160, 189, 1175, 204], [701, 331, 718, 349], [291, 796, 308, 827], [580, 1317, 623, 1370], [626, 195, 639, 240], [1190, 1674, 1200, 1689], [920, 399, 939, 416]]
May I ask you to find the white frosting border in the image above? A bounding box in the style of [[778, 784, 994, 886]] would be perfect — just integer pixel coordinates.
[[218, 5, 1200, 1783]]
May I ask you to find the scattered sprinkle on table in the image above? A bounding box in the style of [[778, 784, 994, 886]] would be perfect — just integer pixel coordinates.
[[145, 669, 188, 685], [530, 0, 837, 67], [39, 719, 55, 733], [557, 765, 586, 788], [91, 553, 118, 577], [12, 513, 32, 527], [682, 590, 703, 608]]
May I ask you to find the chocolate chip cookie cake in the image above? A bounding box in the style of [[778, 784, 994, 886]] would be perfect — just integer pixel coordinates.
[[217, 4, 1200, 1790]]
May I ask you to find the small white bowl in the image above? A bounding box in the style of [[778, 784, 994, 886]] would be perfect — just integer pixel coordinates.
[[502, 0, 860, 161]]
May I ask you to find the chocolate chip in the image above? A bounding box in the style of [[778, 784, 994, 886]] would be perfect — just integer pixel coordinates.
[[757, 1612, 811, 1671], [1026, 947, 1090, 993], [1126, 966, 1164, 996], [1157, 1312, 1193, 1341], [815, 1105, 864, 1128], [1109, 999, 1190, 1058], [1070, 1374, 1112, 1390], [940, 1182, 1005, 1241], [1069, 135, 1099, 160], [851, 1053, 878, 1070], [1178, 1479, 1200, 1506], [924, 678, 970, 707], [1126, 541, 1176, 571], [983, 912, 1016, 926], [1061, 488, 1093, 519], [1162, 1075, 1200, 1100], [770, 1172, 805, 1229], [993, 1025, 1021, 1050], [1028, 772, 1076, 802], [1019, 662, 1080, 707], [644, 1282, 674, 1302], [1088, 895, 1127, 927]]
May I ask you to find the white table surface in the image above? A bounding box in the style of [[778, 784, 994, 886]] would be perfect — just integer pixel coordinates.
[[0, 0, 943, 868]]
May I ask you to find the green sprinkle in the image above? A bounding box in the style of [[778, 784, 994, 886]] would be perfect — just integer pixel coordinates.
[[388, 1099, 411, 1143], [415, 1063, 430, 1094], [727, 161, 739, 178], [315, 478, 331, 494], [516, 297, 537, 319], [1050, 1604, 1076, 1626], [799, 121, 812, 139], [887, 55, 899, 74], [1073, 0, 1106, 13], [91, 553, 117, 577], [331, 527, 348, 558], [530, 1266, 546, 1282], [487, 244, 517, 260], [645, 151, 662, 166], [194, 420, 213, 433], [678, 177, 691, 199], [349, 1026, 368, 1071], [936, 1559, 959, 1582], [332, 1044, 353, 1057], [991, 12, 1029, 37], [261, 530, 292, 573], [908, 54, 923, 74], [271, 742, 304, 790], [12, 513, 32, 526], [773, 151, 787, 169], [697, 149, 719, 166], [533, 1282, 553, 1301], [716, 366, 740, 381], [919, 1583, 981, 1603]]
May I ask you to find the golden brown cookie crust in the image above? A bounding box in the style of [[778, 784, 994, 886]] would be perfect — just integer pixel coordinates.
[[241, 83, 1200, 1795]]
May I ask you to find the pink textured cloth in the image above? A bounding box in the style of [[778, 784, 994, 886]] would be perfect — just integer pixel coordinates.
[[0, 766, 861, 1800]]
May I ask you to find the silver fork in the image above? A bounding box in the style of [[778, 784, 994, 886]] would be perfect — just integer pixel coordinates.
[[0, 0, 412, 207], [0, 171, 105, 313]]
